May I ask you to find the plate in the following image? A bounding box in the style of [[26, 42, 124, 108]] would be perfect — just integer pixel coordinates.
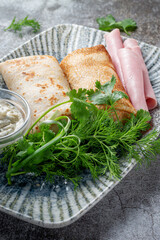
[[0, 24, 160, 228]]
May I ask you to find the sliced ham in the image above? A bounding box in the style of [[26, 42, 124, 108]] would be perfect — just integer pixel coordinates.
[[104, 29, 126, 90], [124, 38, 157, 110], [123, 38, 138, 48], [118, 48, 148, 111]]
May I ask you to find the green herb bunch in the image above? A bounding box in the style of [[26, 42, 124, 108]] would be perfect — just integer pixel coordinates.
[[1, 76, 160, 187]]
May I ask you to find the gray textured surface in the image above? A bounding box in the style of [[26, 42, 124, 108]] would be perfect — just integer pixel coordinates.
[[0, 0, 160, 239]]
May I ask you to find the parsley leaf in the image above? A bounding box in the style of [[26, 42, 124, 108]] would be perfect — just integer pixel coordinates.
[[67, 88, 97, 122], [67, 88, 87, 101], [87, 76, 128, 105], [120, 18, 137, 35], [96, 14, 137, 35], [4, 16, 40, 34]]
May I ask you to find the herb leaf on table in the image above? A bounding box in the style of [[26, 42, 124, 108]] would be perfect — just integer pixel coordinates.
[[96, 14, 137, 35], [4, 16, 40, 34]]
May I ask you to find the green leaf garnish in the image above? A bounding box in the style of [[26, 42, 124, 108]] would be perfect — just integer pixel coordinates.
[[1, 77, 159, 187], [4, 16, 40, 34], [96, 14, 137, 35], [120, 18, 137, 35], [87, 76, 128, 105], [67, 88, 97, 122]]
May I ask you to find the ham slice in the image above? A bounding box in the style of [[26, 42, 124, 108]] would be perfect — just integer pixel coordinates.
[[118, 48, 148, 111], [104, 29, 126, 90], [124, 38, 157, 110]]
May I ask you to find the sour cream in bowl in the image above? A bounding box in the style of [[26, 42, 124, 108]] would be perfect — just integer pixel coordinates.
[[0, 88, 30, 149]]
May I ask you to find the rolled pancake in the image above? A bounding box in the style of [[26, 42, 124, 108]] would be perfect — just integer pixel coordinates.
[[60, 45, 136, 119], [0, 55, 71, 126]]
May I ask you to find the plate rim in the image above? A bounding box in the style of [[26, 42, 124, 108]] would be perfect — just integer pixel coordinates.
[[0, 23, 157, 62], [0, 23, 159, 228]]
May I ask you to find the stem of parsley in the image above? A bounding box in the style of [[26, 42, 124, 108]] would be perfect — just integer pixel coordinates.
[[7, 154, 14, 185], [11, 172, 26, 177]]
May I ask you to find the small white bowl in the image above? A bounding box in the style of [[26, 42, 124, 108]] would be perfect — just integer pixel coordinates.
[[0, 88, 31, 149]]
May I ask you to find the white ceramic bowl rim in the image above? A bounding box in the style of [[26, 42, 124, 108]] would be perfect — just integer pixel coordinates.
[[0, 88, 31, 140]]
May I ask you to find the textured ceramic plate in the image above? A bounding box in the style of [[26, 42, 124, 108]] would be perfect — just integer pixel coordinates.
[[0, 24, 160, 228]]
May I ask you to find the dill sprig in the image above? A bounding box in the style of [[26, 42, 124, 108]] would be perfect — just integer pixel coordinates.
[[4, 16, 40, 33]]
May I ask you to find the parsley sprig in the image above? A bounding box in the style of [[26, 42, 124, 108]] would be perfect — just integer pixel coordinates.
[[4, 16, 40, 33], [96, 14, 137, 35], [1, 76, 160, 187]]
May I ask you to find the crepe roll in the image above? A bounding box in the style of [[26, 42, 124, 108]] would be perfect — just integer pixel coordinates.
[[60, 45, 136, 119], [0, 55, 71, 126]]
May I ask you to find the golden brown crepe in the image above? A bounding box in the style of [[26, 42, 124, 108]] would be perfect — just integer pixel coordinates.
[[60, 45, 136, 119], [0, 55, 71, 126]]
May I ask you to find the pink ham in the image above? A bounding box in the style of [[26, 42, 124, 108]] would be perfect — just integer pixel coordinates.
[[123, 38, 138, 48], [118, 48, 148, 111], [104, 29, 126, 90], [124, 38, 157, 110]]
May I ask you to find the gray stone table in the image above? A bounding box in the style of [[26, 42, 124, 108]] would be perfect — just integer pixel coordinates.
[[0, 0, 160, 239]]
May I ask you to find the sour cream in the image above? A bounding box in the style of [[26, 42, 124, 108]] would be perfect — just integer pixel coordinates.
[[0, 99, 24, 138]]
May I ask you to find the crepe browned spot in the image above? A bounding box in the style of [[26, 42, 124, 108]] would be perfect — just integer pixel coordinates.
[[0, 55, 71, 126], [60, 45, 136, 119]]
